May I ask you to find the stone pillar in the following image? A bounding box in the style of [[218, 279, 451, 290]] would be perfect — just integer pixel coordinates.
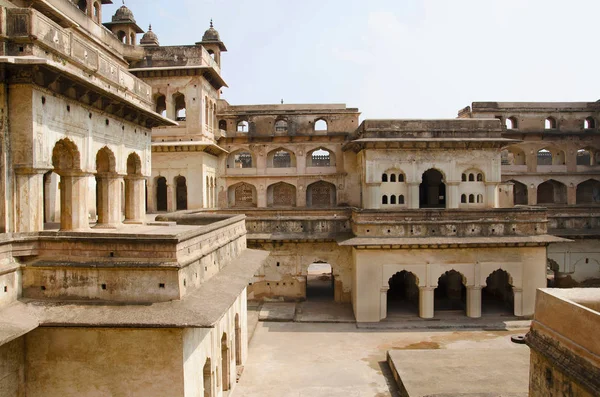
[[408, 182, 420, 209], [485, 183, 497, 208], [567, 184, 577, 205], [14, 168, 46, 232], [59, 172, 90, 231], [380, 287, 389, 320], [257, 185, 267, 208], [146, 179, 156, 213], [95, 174, 122, 228], [528, 185, 537, 205], [167, 184, 174, 212], [419, 286, 434, 318], [297, 185, 307, 207], [466, 286, 482, 318], [124, 176, 146, 223], [513, 287, 523, 316], [366, 183, 380, 209], [446, 182, 460, 209]]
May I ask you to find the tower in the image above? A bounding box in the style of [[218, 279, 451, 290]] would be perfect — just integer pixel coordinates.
[[197, 20, 228, 67], [103, 2, 144, 45]]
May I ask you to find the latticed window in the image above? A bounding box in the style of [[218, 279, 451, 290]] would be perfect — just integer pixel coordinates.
[[234, 152, 253, 168], [311, 149, 330, 167], [273, 150, 292, 168], [275, 120, 288, 132]]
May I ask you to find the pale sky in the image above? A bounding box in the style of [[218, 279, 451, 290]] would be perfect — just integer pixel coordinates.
[[105, 0, 600, 119]]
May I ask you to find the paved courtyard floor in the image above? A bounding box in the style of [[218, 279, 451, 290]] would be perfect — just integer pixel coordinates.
[[232, 321, 529, 397]]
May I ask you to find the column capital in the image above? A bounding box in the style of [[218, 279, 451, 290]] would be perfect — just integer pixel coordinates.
[[467, 285, 483, 291], [419, 286, 435, 291], [512, 287, 523, 293], [380, 286, 390, 293], [13, 166, 52, 175]]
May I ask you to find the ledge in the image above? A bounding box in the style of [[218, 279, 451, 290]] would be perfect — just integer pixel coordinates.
[[20, 249, 268, 328], [338, 234, 567, 248]]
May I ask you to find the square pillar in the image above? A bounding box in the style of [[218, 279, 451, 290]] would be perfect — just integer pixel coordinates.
[[124, 176, 146, 223], [528, 185, 537, 205], [95, 174, 122, 229], [380, 287, 389, 320], [15, 169, 45, 232], [419, 286, 434, 318], [59, 172, 90, 231], [408, 182, 420, 209], [567, 185, 577, 205], [466, 286, 482, 318], [513, 287, 523, 317], [485, 183, 498, 208], [446, 182, 460, 209]]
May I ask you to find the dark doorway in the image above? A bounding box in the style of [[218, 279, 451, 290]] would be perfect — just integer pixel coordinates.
[[420, 169, 445, 208], [510, 180, 528, 205], [387, 271, 419, 316], [176, 176, 187, 210], [482, 269, 514, 315], [434, 270, 466, 312], [157, 177, 167, 211], [221, 333, 230, 391], [306, 262, 333, 301]]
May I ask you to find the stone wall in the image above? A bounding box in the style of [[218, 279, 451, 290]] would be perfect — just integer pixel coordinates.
[[0, 337, 24, 397]]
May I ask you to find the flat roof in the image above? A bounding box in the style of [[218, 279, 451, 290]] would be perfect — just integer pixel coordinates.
[[19, 249, 268, 329]]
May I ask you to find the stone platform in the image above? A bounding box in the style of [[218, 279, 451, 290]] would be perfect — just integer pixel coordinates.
[[387, 348, 530, 396]]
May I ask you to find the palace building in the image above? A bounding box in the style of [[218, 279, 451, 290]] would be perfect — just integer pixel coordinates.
[[0, 1, 598, 396]]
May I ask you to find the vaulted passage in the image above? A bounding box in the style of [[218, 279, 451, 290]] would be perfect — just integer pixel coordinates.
[[176, 176, 187, 210], [510, 180, 528, 205], [434, 270, 466, 313], [386, 271, 419, 316], [537, 180, 567, 204], [156, 177, 167, 211], [576, 179, 600, 204], [420, 169, 445, 208], [482, 269, 514, 315], [306, 262, 333, 301]]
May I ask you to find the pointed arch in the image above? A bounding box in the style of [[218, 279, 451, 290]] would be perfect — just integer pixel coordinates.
[[306, 181, 336, 207], [267, 182, 296, 207], [228, 182, 257, 208], [576, 179, 600, 204]]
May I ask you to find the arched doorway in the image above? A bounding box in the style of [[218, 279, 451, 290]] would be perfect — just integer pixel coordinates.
[[306, 181, 336, 207], [234, 314, 242, 366], [221, 333, 230, 392], [509, 180, 528, 205], [420, 169, 445, 208], [306, 262, 333, 301], [434, 270, 466, 313], [156, 177, 167, 211], [576, 179, 600, 204], [175, 176, 187, 210], [203, 358, 212, 397], [537, 180, 567, 204], [482, 269, 514, 315], [43, 171, 60, 227], [386, 271, 419, 317], [51, 138, 85, 230]]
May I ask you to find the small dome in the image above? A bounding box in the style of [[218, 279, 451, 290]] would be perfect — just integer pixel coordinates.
[[112, 3, 136, 23], [202, 20, 221, 42], [140, 24, 159, 46]]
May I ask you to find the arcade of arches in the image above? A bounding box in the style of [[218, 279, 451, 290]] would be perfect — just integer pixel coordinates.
[[384, 267, 517, 320], [39, 139, 146, 231]]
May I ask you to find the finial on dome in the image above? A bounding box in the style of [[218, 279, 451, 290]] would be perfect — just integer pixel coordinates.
[[210, 19, 213, 28], [148, 24, 152, 31]]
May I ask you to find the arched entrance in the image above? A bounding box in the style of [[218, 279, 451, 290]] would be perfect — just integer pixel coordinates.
[[386, 271, 419, 317], [176, 176, 187, 210], [576, 179, 600, 204], [156, 177, 167, 211], [482, 269, 514, 315], [434, 270, 466, 313], [51, 138, 87, 230], [203, 358, 212, 397], [234, 314, 242, 366], [509, 180, 528, 205], [221, 333, 230, 392], [124, 153, 144, 223], [537, 180, 567, 204], [43, 171, 60, 227], [306, 262, 333, 301], [420, 169, 445, 208]]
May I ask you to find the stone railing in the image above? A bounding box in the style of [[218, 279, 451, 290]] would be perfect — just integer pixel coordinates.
[[351, 207, 549, 238], [4, 7, 153, 107]]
